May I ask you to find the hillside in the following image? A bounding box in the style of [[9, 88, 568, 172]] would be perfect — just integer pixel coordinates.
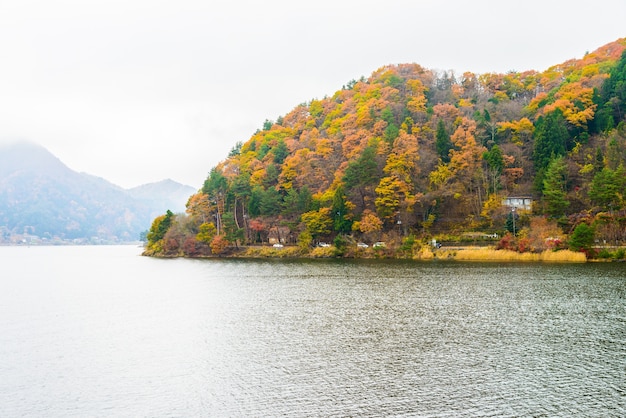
[[145, 38, 626, 259], [0, 141, 194, 244]]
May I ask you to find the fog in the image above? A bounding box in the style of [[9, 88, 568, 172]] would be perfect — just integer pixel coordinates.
[[0, 0, 624, 188]]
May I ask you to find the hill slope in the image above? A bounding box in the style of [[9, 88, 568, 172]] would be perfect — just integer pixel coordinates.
[[145, 38, 626, 258], [0, 141, 194, 243]]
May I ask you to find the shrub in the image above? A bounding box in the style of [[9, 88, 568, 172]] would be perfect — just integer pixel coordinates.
[[310, 246, 336, 258], [297, 231, 313, 252], [243, 245, 302, 258], [568, 223, 595, 253], [545, 237, 564, 251], [183, 236, 201, 256], [399, 234, 416, 256], [163, 237, 181, 255], [210, 235, 229, 255], [517, 237, 532, 253], [333, 235, 348, 256], [496, 233, 516, 251]]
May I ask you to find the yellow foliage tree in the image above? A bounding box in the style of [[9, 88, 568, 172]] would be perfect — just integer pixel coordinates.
[[429, 160, 454, 190], [301, 207, 333, 238], [375, 130, 421, 221], [542, 82, 597, 128], [448, 118, 487, 218], [196, 222, 217, 245], [497, 118, 534, 146], [353, 210, 383, 242], [406, 79, 428, 113]]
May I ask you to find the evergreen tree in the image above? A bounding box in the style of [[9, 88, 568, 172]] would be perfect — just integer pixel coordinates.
[[593, 51, 626, 133], [221, 212, 244, 246], [263, 164, 280, 188], [542, 156, 570, 217], [474, 108, 497, 145], [589, 165, 626, 210], [533, 109, 568, 172], [343, 146, 379, 209], [606, 137, 623, 170], [262, 119, 273, 131], [297, 186, 313, 213], [258, 142, 270, 159], [385, 123, 399, 143], [381, 107, 399, 143], [259, 187, 282, 216], [568, 223, 595, 253], [600, 50, 626, 124], [331, 186, 352, 233], [483, 143, 505, 190], [247, 186, 263, 217], [272, 139, 289, 164], [282, 188, 300, 216], [202, 168, 227, 195], [228, 141, 242, 157], [147, 210, 174, 244], [593, 147, 604, 174], [282, 186, 313, 216], [483, 144, 503, 172], [505, 211, 517, 235], [435, 119, 453, 163]]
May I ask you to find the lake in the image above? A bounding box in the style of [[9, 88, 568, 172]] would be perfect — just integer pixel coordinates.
[[0, 245, 624, 417]]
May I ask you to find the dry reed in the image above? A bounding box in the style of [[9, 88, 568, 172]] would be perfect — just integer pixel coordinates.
[[451, 248, 586, 262]]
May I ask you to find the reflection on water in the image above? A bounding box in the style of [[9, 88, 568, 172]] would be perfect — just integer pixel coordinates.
[[0, 246, 624, 417]]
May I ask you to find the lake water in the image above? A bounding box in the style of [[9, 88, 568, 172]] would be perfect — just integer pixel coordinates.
[[0, 245, 624, 417]]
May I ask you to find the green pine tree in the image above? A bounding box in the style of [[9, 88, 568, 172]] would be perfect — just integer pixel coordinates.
[[542, 156, 570, 217], [568, 223, 595, 253], [435, 119, 453, 163], [332, 186, 352, 233], [533, 109, 568, 173]]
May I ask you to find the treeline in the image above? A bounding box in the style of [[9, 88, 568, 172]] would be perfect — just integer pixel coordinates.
[[144, 38, 626, 258]]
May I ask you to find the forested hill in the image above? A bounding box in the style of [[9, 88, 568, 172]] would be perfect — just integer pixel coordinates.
[[145, 38, 626, 258]]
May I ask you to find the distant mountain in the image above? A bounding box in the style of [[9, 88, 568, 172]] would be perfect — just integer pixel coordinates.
[[128, 179, 195, 213], [0, 141, 194, 243]]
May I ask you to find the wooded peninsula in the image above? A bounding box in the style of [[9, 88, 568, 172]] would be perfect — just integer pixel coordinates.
[[143, 38, 626, 262]]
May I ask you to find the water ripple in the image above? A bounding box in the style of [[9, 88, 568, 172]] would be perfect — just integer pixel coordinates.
[[0, 248, 624, 417]]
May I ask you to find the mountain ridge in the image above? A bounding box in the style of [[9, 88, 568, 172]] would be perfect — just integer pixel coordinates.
[[0, 141, 195, 243]]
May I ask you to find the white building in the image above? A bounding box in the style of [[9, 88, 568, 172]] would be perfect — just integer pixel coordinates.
[[503, 196, 532, 211]]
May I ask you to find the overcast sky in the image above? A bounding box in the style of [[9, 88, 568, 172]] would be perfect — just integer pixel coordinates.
[[0, 0, 624, 189]]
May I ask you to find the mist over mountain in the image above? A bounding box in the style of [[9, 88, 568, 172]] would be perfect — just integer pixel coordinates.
[[0, 141, 194, 243], [128, 179, 194, 213]]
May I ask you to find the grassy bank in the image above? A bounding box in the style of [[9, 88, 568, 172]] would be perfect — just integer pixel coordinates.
[[445, 247, 587, 262], [235, 244, 588, 262], [145, 242, 591, 263]]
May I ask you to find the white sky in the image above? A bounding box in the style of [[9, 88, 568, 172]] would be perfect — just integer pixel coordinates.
[[0, 0, 624, 189]]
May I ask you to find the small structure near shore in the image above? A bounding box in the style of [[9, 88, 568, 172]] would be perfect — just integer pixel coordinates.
[[268, 226, 292, 245], [503, 196, 532, 211]]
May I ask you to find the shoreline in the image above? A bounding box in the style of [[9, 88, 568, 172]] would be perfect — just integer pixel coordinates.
[[144, 245, 590, 263]]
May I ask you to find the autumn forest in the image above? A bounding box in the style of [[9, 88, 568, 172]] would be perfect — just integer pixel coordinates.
[[144, 38, 626, 260]]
